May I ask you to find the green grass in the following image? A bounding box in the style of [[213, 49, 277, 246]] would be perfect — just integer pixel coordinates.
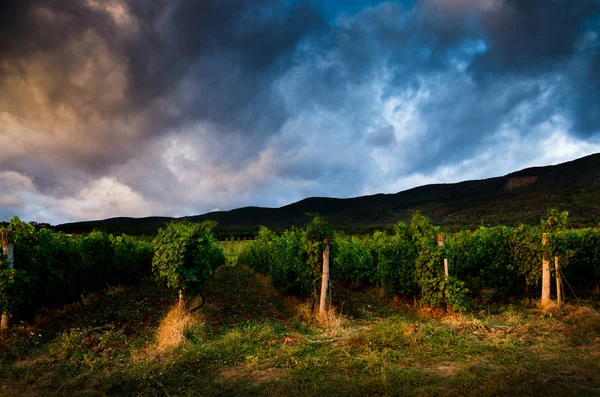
[[217, 240, 254, 261], [1, 264, 599, 396]]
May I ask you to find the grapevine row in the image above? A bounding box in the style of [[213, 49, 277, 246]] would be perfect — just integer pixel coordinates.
[[0, 217, 224, 323], [238, 211, 600, 310]]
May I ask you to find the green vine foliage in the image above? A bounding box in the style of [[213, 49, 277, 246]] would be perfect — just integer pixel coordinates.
[[447, 224, 544, 299], [305, 213, 334, 290], [236, 226, 274, 274], [542, 209, 570, 262], [447, 226, 517, 298], [444, 276, 470, 312], [509, 225, 543, 291], [329, 223, 419, 296], [0, 252, 28, 314], [1, 216, 153, 320], [332, 232, 375, 286], [239, 228, 311, 296], [269, 228, 310, 296], [561, 228, 600, 292], [152, 220, 224, 299], [238, 210, 600, 310], [111, 234, 153, 285], [238, 215, 333, 299], [371, 224, 418, 296], [410, 212, 470, 311]]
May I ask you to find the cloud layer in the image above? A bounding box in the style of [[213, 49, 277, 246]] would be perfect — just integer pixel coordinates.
[[1, 0, 599, 224]]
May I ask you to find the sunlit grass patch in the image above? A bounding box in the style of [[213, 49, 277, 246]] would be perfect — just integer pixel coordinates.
[[2, 264, 600, 397], [155, 305, 197, 351]]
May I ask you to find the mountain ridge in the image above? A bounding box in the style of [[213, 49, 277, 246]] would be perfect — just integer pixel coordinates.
[[55, 153, 600, 235]]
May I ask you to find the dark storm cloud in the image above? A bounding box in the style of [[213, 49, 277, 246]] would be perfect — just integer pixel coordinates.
[[0, 0, 323, 192], [0, 0, 323, 120], [0, 1, 104, 56], [123, 0, 324, 131], [467, 0, 600, 138], [404, 77, 554, 174], [566, 47, 600, 137], [1, 0, 600, 223], [321, 0, 600, 171], [470, 0, 600, 77]]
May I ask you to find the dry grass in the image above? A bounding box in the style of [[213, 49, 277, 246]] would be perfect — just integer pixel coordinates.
[[131, 303, 202, 363], [34, 301, 84, 326], [155, 305, 196, 351], [441, 313, 487, 332], [565, 305, 600, 321], [282, 296, 312, 321], [278, 293, 347, 333], [540, 300, 561, 313], [316, 305, 346, 333]]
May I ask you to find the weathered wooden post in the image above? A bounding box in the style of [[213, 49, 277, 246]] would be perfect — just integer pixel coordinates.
[[1, 229, 14, 329], [319, 237, 330, 320], [541, 233, 551, 308], [555, 256, 563, 306], [437, 234, 448, 279]]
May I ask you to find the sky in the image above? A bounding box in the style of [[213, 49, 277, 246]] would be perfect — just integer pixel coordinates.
[[1, 0, 599, 224]]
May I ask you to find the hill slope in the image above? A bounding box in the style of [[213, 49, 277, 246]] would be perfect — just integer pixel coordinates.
[[56, 153, 600, 234]]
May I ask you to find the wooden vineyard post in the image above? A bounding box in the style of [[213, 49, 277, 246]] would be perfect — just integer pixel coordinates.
[[319, 237, 330, 320], [541, 233, 551, 308], [1, 230, 14, 329], [437, 234, 449, 279], [555, 256, 563, 306], [444, 258, 449, 279]]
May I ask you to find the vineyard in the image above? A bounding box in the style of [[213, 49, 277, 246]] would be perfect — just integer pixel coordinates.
[[237, 211, 600, 311], [1, 211, 600, 325], [0, 217, 224, 326], [0, 212, 599, 396]]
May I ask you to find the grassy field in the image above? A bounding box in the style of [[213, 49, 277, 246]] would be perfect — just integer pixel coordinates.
[[1, 263, 599, 396], [217, 240, 253, 261]]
